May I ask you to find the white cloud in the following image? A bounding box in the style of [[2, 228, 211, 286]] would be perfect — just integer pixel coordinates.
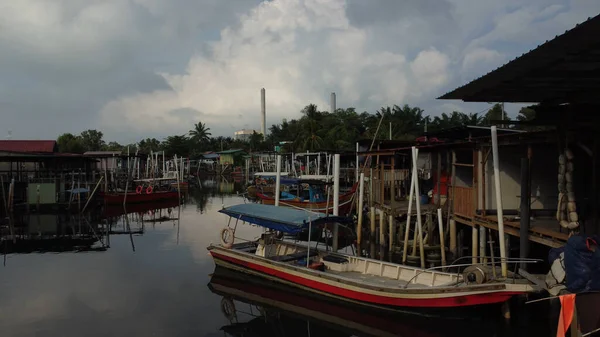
[[98, 0, 452, 136], [2, 0, 600, 142]]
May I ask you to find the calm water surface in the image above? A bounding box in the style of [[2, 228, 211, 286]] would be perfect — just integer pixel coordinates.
[[0, 180, 558, 337]]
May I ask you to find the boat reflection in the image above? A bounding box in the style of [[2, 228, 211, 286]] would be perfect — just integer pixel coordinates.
[[207, 266, 515, 337]]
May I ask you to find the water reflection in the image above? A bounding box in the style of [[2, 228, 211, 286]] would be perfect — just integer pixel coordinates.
[[0, 178, 558, 337], [208, 265, 525, 337]]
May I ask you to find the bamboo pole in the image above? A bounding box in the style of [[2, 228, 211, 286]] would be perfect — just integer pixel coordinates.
[[437, 208, 446, 266], [379, 209, 385, 260], [356, 174, 365, 256], [472, 224, 478, 264], [411, 147, 426, 268], [491, 126, 508, 277], [402, 153, 417, 264], [81, 176, 104, 214]]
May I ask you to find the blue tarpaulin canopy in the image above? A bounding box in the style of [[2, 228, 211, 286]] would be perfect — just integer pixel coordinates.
[[218, 203, 351, 234]]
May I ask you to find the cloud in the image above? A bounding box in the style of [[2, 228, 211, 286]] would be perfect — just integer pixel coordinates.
[[1, 0, 600, 142], [98, 0, 453, 137]]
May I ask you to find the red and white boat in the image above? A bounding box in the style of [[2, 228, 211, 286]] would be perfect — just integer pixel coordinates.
[[208, 204, 538, 310]]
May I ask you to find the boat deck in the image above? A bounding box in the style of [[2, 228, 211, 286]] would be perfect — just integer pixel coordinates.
[[327, 270, 420, 289]]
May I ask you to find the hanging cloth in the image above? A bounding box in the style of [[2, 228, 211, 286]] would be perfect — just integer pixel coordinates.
[[556, 293, 577, 337]]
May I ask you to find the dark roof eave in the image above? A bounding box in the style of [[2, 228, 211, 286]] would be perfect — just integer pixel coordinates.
[[438, 14, 600, 103]]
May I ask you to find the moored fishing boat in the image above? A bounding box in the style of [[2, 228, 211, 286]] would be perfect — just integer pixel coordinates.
[[208, 266, 509, 336], [207, 204, 539, 310], [255, 180, 357, 215]]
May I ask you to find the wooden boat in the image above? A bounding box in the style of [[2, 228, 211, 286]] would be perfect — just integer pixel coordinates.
[[208, 266, 507, 337], [99, 190, 179, 204], [208, 204, 538, 310], [255, 181, 357, 216]]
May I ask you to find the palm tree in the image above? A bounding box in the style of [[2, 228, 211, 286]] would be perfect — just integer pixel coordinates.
[[189, 122, 212, 144]]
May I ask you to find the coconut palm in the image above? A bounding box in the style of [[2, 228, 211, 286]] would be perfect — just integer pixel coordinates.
[[189, 122, 212, 144]]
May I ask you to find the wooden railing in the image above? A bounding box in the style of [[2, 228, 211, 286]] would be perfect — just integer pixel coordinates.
[[453, 186, 475, 218]]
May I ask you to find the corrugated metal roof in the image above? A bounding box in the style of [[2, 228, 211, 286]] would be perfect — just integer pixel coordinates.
[[438, 14, 600, 103], [217, 149, 245, 154], [0, 140, 57, 153], [83, 151, 122, 155]]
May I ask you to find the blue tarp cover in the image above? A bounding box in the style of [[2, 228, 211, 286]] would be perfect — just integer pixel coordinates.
[[218, 203, 351, 234], [564, 234, 600, 293]]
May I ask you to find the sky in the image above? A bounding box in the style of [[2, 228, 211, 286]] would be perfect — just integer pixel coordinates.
[[1, 0, 599, 144]]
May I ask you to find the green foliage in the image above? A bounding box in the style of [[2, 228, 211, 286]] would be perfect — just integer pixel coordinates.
[[80, 129, 106, 151], [482, 103, 510, 126], [57, 133, 86, 153], [56, 103, 522, 158]]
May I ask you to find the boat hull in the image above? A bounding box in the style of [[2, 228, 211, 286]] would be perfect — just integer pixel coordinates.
[[256, 188, 355, 215], [208, 245, 525, 309], [99, 191, 179, 204]]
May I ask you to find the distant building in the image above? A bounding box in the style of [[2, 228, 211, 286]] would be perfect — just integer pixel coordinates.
[[234, 129, 257, 141]]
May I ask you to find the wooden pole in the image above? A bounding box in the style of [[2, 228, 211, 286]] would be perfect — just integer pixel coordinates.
[[275, 155, 282, 207], [333, 154, 340, 251], [379, 209, 385, 260], [411, 147, 426, 268], [437, 208, 446, 266], [491, 126, 508, 277], [519, 156, 531, 270], [356, 172, 365, 256], [402, 150, 417, 264], [449, 150, 457, 256], [472, 224, 478, 264], [81, 176, 104, 214], [370, 206, 376, 258], [388, 214, 394, 257], [436, 151, 442, 207]]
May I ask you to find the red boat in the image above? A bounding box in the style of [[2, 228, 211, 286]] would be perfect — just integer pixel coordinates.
[[99, 191, 179, 204], [208, 204, 538, 310]]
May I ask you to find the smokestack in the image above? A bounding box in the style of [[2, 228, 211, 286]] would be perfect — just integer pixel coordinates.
[[330, 92, 336, 113], [261, 88, 266, 135]]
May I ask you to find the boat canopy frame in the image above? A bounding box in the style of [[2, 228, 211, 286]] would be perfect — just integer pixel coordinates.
[[218, 203, 352, 234]]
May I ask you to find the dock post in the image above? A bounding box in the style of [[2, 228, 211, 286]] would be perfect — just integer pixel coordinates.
[[379, 209, 385, 260], [275, 155, 282, 207], [437, 208, 446, 266], [332, 154, 340, 251], [356, 173, 365, 256], [411, 147, 426, 268], [370, 207, 376, 258], [479, 226, 487, 264], [388, 213, 394, 259], [491, 126, 508, 277], [355, 142, 359, 182], [449, 219, 457, 256], [402, 155, 416, 265], [472, 224, 478, 264], [519, 157, 531, 270]]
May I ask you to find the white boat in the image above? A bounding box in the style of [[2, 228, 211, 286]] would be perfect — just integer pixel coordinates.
[[207, 204, 539, 310]]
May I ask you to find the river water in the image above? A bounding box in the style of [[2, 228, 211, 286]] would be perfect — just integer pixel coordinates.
[[0, 179, 561, 337]]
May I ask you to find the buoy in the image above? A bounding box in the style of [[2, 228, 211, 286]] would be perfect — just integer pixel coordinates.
[[220, 228, 235, 248], [146, 186, 153, 194], [136, 186, 143, 194], [220, 297, 237, 321]]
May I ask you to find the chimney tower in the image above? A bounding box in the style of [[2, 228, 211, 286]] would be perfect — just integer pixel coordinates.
[[330, 92, 336, 113], [261, 88, 266, 135]]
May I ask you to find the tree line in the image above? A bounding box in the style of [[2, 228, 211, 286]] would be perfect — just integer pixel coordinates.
[[57, 103, 538, 157]]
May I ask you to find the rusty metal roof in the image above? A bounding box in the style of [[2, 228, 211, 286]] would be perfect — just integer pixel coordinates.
[[0, 140, 58, 153], [438, 15, 600, 104]]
